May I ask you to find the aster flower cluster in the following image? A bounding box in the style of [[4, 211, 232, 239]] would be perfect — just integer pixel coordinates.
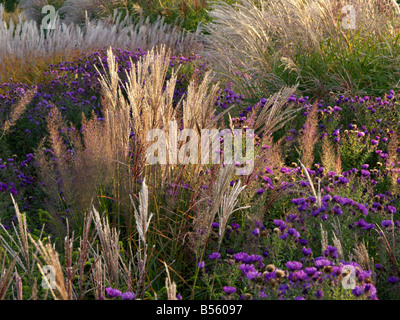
[[205, 243, 378, 300], [105, 287, 136, 300]]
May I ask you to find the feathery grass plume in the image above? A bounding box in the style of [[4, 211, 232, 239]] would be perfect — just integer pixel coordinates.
[[75, 204, 95, 299], [321, 135, 337, 173], [332, 231, 344, 261], [91, 205, 121, 286], [120, 45, 177, 135], [95, 46, 121, 112], [353, 241, 372, 272], [35, 106, 86, 231], [386, 131, 399, 190], [299, 160, 321, 207], [193, 164, 236, 250], [31, 278, 37, 300], [299, 102, 319, 168], [130, 179, 153, 245], [15, 270, 23, 300], [130, 179, 154, 298], [0, 247, 17, 300], [0, 194, 42, 282], [218, 180, 248, 247], [164, 262, 177, 300], [202, 0, 400, 97], [91, 257, 104, 300], [182, 70, 225, 134], [253, 85, 300, 136], [64, 221, 74, 299], [335, 148, 342, 174], [0, 89, 35, 136], [29, 234, 70, 300], [0, 4, 25, 27], [320, 223, 328, 253], [331, 217, 344, 260]]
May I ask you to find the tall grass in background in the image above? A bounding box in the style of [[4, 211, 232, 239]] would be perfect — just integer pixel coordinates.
[[0, 4, 202, 84], [18, 0, 238, 32], [203, 0, 400, 100]]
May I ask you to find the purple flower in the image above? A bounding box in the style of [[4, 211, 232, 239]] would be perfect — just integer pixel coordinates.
[[304, 267, 317, 276], [121, 292, 135, 300], [223, 286, 237, 295], [243, 254, 263, 264], [388, 206, 397, 214], [375, 264, 383, 270], [285, 261, 302, 271], [361, 170, 370, 177], [302, 248, 312, 256], [209, 252, 221, 260], [197, 261, 205, 269], [287, 228, 300, 238], [352, 287, 363, 297], [256, 188, 265, 195], [315, 258, 331, 269], [233, 252, 249, 262], [106, 287, 122, 298], [388, 276, 399, 284], [231, 223, 240, 230], [381, 220, 393, 228]]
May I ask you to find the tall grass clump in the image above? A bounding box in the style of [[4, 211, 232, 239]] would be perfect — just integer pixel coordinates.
[[203, 0, 400, 100]]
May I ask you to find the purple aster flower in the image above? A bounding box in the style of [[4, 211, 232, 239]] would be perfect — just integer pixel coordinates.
[[209, 252, 221, 260], [285, 261, 303, 271], [302, 248, 312, 256], [388, 276, 399, 284], [231, 222, 240, 230], [233, 252, 249, 262], [388, 206, 397, 214], [381, 220, 393, 228], [121, 292, 135, 300], [375, 264, 383, 270], [315, 258, 331, 269], [223, 286, 237, 295], [106, 287, 122, 298], [352, 287, 363, 297], [299, 239, 308, 245], [256, 188, 265, 195], [287, 228, 300, 238]]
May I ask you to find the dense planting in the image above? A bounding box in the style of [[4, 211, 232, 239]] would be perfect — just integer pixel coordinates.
[[0, 0, 399, 301]]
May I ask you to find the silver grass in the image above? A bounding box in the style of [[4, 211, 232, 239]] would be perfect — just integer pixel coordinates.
[[0, 7, 201, 82], [91, 205, 121, 286], [218, 180, 248, 247], [130, 179, 153, 245], [164, 262, 177, 300]]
